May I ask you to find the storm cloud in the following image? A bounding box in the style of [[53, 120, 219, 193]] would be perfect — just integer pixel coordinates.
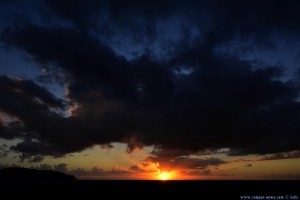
[[1, 0, 300, 162]]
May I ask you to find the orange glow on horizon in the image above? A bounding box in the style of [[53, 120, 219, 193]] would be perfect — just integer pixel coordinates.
[[158, 171, 170, 180], [156, 171, 178, 180]]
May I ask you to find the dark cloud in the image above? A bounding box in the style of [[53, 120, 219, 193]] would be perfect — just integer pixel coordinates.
[[0, 163, 21, 169], [128, 165, 141, 172], [0, 76, 64, 110], [43, 0, 103, 32], [70, 166, 131, 177], [69, 167, 103, 176], [33, 164, 53, 171], [0, 121, 24, 140], [32, 163, 69, 173], [18, 153, 44, 163], [53, 163, 68, 173], [259, 151, 300, 161], [150, 148, 194, 159], [147, 156, 225, 170], [128, 164, 154, 173], [0, 0, 300, 162], [30, 155, 44, 163], [0, 144, 9, 158], [184, 169, 212, 176]]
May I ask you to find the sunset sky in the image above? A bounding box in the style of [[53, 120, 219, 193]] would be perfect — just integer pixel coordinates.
[[0, 0, 300, 180]]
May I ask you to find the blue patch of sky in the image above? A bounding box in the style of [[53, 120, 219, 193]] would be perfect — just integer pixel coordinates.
[[173, 65, 194, 76], [96, 15, 201, 62], [0, 47, 66, 100], [214, 31, 300, 82], [0, 0, 40, 30], [0, 48, 40, 78], [0, 0, 73, 32], [0, 1, 69, 100]]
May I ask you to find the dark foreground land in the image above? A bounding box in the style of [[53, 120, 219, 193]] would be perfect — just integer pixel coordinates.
[[1, 180, 299, 199], [0, 168, 299, 199], [0, 167, 77, 181]]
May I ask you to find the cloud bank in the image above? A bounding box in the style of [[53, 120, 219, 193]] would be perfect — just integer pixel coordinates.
[[0, 0, 300, 163]]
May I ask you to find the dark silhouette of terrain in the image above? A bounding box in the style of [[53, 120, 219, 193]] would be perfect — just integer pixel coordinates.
[[0, 167, 77, 181], [0, 169, 298, 199]]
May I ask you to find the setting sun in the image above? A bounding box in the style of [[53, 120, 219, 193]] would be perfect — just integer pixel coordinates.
[[158, 172, 171, 180]]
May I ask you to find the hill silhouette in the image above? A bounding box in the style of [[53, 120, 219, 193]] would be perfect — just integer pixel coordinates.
[[0, 167, 77, 181]]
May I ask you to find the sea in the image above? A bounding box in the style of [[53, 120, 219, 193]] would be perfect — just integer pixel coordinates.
[[1, 180, 299, 199]]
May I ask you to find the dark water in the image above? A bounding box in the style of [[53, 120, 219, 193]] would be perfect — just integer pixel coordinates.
[[1, 180, 299, 199]]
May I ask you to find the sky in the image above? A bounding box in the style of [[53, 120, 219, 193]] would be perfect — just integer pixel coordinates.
[[0, 0, 300, 180]]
